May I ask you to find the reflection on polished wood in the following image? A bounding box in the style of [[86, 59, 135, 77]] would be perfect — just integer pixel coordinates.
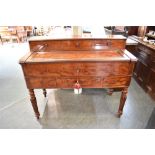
[[19, 35, 137, 119]]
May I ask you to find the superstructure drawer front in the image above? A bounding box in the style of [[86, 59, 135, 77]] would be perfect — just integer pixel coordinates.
[[102, 76, 131, 88], [93, 40, 126, 49], [58, 40, 113, 50], [29, 40, 61, 51], [61, 40, 94, 50], [29, 39, 126, 51], [29, 40, 95, 51]]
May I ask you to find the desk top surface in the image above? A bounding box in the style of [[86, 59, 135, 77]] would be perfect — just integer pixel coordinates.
[[20, 49, 137, 63]]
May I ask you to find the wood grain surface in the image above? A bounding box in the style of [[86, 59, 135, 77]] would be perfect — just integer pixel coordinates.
[[19, 36, 137, 118]]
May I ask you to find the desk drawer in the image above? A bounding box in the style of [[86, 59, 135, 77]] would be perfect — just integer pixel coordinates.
[[23, 62, 131, 78], [57, 77, 102, 88], [56, 78, 77, 88], [61, 39, 126, 50], [78, 62, 131, 76], [79, 77, 102, 88], [23, 63, 79, 77], [26, 77, 57, 88], [102, 76, 131, 88], [60, 63, 78, 76], [60, 62, 131, 76], [23, 63, 61, 77]]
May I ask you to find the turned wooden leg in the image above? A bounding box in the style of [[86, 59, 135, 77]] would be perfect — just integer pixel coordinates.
[[43, 89, 47, 97], [117, 87, 128, 117], [107, 88, 114, 95], [0, 35, 3, 45], [29, 89, 40, 119]]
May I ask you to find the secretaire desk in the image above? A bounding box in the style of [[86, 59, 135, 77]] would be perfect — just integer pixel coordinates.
[[19, 35, 137, 119]]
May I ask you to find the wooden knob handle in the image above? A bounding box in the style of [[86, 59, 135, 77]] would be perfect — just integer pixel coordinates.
[[77, 69, 79, 73], [107, 41, 112, 46], [76, 42, 80, 47]]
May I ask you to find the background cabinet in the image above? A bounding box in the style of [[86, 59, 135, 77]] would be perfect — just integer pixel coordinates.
[[133, 43, 155, 99]]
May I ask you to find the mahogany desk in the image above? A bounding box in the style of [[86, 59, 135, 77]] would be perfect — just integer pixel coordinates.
[[19, 35, 137, 119]]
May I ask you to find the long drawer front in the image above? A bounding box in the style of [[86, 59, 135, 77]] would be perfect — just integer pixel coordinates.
[[29, 39, 126, 51], [23, 62, 131, 77], [26, 76, 131, 89]]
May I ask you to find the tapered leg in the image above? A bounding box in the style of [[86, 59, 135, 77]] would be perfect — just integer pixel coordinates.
[[117, 87, 128, 117], [107, 88, 114, 95], [29, 89, 40, 119], [43, 89, 47, 97]]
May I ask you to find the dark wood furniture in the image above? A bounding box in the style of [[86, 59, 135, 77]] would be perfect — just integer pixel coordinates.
[[126, 45, 137, 56], [133, 42, 155, 100], [137, 26, 155, 38], [126, 37, 138, 56], [111, 26, 128, 37], [127, 35, 155, 100], [104, 26, 139, 37], [104, 26, 128, 37], [127, 26, 139, 36], [19, 35, 137, 119]]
